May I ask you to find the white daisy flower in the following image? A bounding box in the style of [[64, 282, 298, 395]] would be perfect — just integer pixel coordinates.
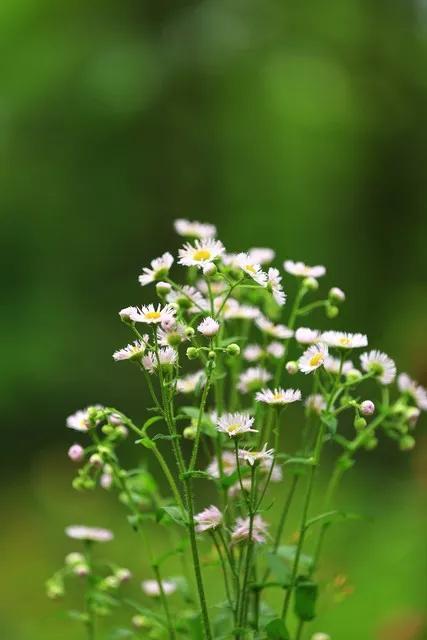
[[255, 387, 301, 405], [66, 406, 103, 432], [256, 315, 294, 339], [65, 525, 113, 543], [142, 579, 177, 597], [174, 218, 216, 239], [321, 331, 368, 349], [195, 278, 227, 295], [231, 515, 268, 544], [119, 306, 139, 322], [398, 373, 427, 411], [267, 268, 286, 306], [206, 451, 237, 478], [157, 323, 187, 348], [166, 285, 206, 311], [305, 394, 327, 415], [142, 347, 177, 374], [299, 343, 329, 374], [238, 443, 274, 466], [130, 304, 176, 325], [176, 370, 206, 394], [237, 367, 272, 394], [194, 505, 223, 533], [243, 344, 264, 362], [138, 252, 174, 287], [267, 341, 285, 359], [178, 239, 225, 270], [198, 316, 220, 337], [360, 350, 396, 385], [113, 339, 147, 362], [235, 252, 268, 286], [284, 260, 326, 278], [324, 356, 354, 374], [248, 247, 275, 265], [216, 412, 257, 437], [225, 301, 260, 320], [295, 327, 321, 344]]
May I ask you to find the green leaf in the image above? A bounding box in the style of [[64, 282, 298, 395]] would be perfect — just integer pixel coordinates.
[[264, 551, 291, 586], [305, 510, 361, 530], [142, 415, 164, 433], [276, 546, 314, 574], [294, 579, 318, 621], [160, 505, 188, 527], [135, 436, 155, 449], [320, 411, 337, 435], [265, 618, 290, 639], [152, 433, 182, 442], [180, 470, 211, 481]]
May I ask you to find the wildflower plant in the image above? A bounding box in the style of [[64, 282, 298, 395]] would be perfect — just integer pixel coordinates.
[[48, 219, 426, 640]]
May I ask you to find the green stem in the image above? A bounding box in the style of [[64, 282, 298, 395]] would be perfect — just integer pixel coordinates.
[[153, 564, 176, 640], [211, 531, 235, 619], [239, 465, 256, 629], [83, 541, 96, 640]]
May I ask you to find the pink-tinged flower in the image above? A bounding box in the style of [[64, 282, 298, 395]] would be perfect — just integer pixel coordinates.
[[157, 323, 187, 348], [256, 387, 301, 405], [130, 304, 176, 325], [116, 568, 132, 583], [298, 343, 329, 374], [174, 218, 216, 239], [243, 344, 264, 362], [360, 400, 375, 416], [68, 444, 85, 462], [216, 412, 257, 437], [321, 331, 367, 349], [65, 525, 113, 543], [198, 316, 220, 337], [206, 451, 237, 478], [305, 394, 326, 415], [398, 373, 427, 411], [100, 473, 113, 490], [178, 239, 225, 270], [248, 247, 275, 265], [267, 341, 285, 359], [360, 350, 396, 385], [237, 367, 272, 394], [238, 443, 274, 466], [138, 252, 174, 286], [66, 406, 103, 432], [142, 579, 176, 597], [284, 260, 326, 278], [113, 339, 147, 361], [295, 327, 321, 344], [231, 515, 269, 544], [142, 347, 177, 374], [167, 285, 207, 311], [194, 505, 223, 533], [176, 370, 206, 394], [256, 315, 293, 339], [267, 268, 286, 306]]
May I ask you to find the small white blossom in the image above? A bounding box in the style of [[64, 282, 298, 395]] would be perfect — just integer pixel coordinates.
[[142, 347, 177, 374], [68, 444, 85, 462], [237, 367, 272, 394], [248, 247, 275, 265], [299, 343, 329, 374], [131, 304, 176, 325], [167, 285, 206, 311], [360, 400, 375, 416], [398, 373, 427, 411], [321, 331, 368, 349], [305, 394, 326, 415], [157, 323, 187, 348], [295, 327, 321, 344], [256, 387, 301, 405], [225, 301, 260, 320], [324, 356, 354, 374], [198, 316, 220, 337], [360, 350, 396, 385], [176, 370, 205, 394], [235, 253, 268, 286], [178, 239, 225, 270], [142, 579, 176, 597], [66, 407, 101, 433], [284, 260, 326, 278], [243, 344, 264, 362], [174, 218, 216, 239], [119, 306, 138, 322], [329, 287, 345, 302], [194, 505, 223, 533], [238, 443, 274, 466], [138, 252, 174, 286], [113, 339, 147, 361], [267, 268, 286, 305], [231, 515, 268, 544], [206, 451, 237, 478], [256, 316, 293, 339], [65, 525, 113, 543], [216, 412, 257, 437], [267, 341, 285, 359], [196, 279, 227, 295]]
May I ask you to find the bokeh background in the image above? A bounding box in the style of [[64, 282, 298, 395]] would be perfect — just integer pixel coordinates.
[[1, 0, 427, 638]]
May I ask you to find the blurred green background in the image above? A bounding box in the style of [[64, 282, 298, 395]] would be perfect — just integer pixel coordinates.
[[1, 0, 427, 638]]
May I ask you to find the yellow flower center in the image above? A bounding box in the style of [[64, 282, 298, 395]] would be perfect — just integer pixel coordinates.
[[339, 337, 350, 346], [145, 311, 161, 320], [193, 249, 211, 261], [227, 423, 240, 433], [245, 264, 256, 273], [273, 392, 284, 401], [309, 353, 324, 367]]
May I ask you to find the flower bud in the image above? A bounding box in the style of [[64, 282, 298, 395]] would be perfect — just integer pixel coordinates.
[[68, 444, 84, 463], [286, 360, 298, 375], [186, 347, 199, 360], [364, 436, 378, 451], [345, 368, 362, 383], [89, 453, 103, 468], [208, 350, 216, 360], [354, 416, 367, 431], [100, 473, 113, 490], [406, 406, 420, 427], [329, 287, 345, 303], [185, 326, 195, 338], [65, 552, 85, 567], [115, 425, 129, 439], [74, 563, 90, 577], [132, 615, 151, 629], [183, 425, 197, 440], [109, 413, 123, 426], [102, 575, 120, 590], [311, 634, 331, 640], [46, 578, 64, 600], [156, 281, 171, 297], [303, 276, 319, 290], [226, 343, 240, 357], [202, 262, 217, 277], [360, 400, 375, 416], [116, 568, 132, 583], [161, 316, 176, 332], [399, 435, 415, 451], [101, 424, 114, 435], [326, 304, 339, 319]]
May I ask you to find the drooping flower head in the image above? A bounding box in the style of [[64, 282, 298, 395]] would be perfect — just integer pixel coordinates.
[[398, 373, 427, 411], [131, 304, 176, 325], [216, 412, 257, 437], [194, 505, 223, 533], [255, 387, 301, 405], [267, 268, 286, 306], [360, 350, 396, 385], [284, 260, 326, 278], [299, 343, 329, 374], [138, 252, 174, 286], [178, 239, 225, 270], [65, 525, 113, 543], [174, 218, 216, 239], [238, 443, 274, 466], [321, 331, 368, 349], [231, 515, 268, 544]]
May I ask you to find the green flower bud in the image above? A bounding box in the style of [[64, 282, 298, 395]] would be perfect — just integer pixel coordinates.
[[226, 343, 240, 356], [185, 326, 195, 338], [354, 416, 367, 431], [399, 435, 415, 451], [328, 287, 345, 303], [326, 304, 339, 319], [364, 436, 378, 451], [286, 361, 298, 375], [186, 347, 199, 360], [183, 425, 197, 440], [101, 424, 114, 435], [155, 281, 171, 297], [303, 276, 319, 290], [345, 368, 362, 383], [208, 350, 216, 360]]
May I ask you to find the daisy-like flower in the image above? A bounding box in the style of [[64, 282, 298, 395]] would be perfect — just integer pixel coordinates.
[[324, 356, 354, 375], [231, 515, 268, 544], [229, 477, 253, 497], [235, 252, 268, 286], [267, 341, 285, 359], [238, 443, 274, 466], [299, 343, 329, 374], [261, 458, 283, 482], [138, 252, 174, 286], [176, 370, 205, 394], [398, 373, 427, 411], [166, 285, 206, 311], [194, 505, 223, 533], [113, 339, 147, 362], [66, 406, 103, 432], [174, 218, 216, 239], [224, 301, 260, 320], [248, 247, 275, 265], [65, 525, 113, 543], [119, 306, 138, 322], [142, 579, 177, 597], [305, 394, 327, 415], [178, 239, 225, 271], [142, 347, 177, 374], [196, 278, 227, 296], [206, 451, 237, 478], [256, 387, 301, 405], [157, 323, 187, 348], [360, 350, 396, 385], [237, 367, 272, 394], [321, 331, 368, 349], [216, 412, 257, 437], [131, 304, 176, 325], [243, 344, 264, 362], [256, 315, 294, 339], [295, 327, 321, 344], [198, 316, 220, 337], [284, 260, 326, 278], [267, 268, 286, 306]]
